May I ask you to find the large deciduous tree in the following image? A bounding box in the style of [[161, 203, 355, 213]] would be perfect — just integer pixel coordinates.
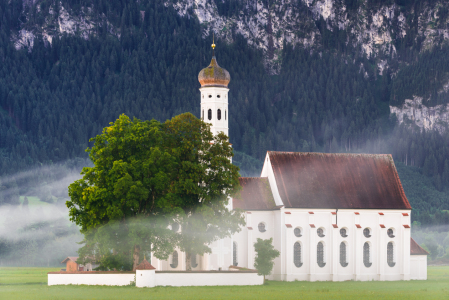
[[67, 113, 243, 271]]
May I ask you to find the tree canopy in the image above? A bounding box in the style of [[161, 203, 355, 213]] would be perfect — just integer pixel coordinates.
[[67, 113, 244, 270], [254, 238, 280, 281]]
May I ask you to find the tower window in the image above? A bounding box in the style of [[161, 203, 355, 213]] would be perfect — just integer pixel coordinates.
[[170, 251, 178, 268], [225, 110, 226, 120], [191, 253, 198, 268], [217, 109, 222, 120], [208, 95, 212, 98], [258, 222, 266, 233], [233, 242, 238, 266], [294, 242, 303, 268], [208, 109, 212, 120], [217, 95, 221, 98], [340, 242, 348, 267], [363, 242, 372, 267], [294, 228, 302, 237], [363, 228, 371, 238], [317, 242, 325, 268], [202, 110, 204, 120], [387, 242, 395, 267], [340, 228, 348, 237]]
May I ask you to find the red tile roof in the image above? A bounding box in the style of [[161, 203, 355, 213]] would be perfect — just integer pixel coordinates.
[[136, 259, 156, 270], [233, 177, 276, 210], [410, 238, 429, 255], [61, 257, 79, 264], [268, 152, 411, 209]]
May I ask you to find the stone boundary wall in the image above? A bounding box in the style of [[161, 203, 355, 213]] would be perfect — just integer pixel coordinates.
[[48, 270, 263, 287]]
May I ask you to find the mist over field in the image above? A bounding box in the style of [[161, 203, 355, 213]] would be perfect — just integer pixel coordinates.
[[0, 164, 84, 267]]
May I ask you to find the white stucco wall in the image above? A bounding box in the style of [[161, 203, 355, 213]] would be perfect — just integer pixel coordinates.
[[410, 256, 427, 280], [154, 271, 262, 287], [48, 273, 135, 286]]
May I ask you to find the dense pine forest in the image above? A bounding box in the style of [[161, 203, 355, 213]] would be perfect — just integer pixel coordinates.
[[0, 0, 448, 230]]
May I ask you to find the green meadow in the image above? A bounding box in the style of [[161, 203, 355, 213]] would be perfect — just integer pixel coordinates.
[[0, 267, 448, 299]]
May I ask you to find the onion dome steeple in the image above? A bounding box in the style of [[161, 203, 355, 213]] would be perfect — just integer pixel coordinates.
[[198, 34, 231, 88]]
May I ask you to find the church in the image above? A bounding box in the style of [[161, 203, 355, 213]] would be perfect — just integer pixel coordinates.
[[150, 46, 429, 281]]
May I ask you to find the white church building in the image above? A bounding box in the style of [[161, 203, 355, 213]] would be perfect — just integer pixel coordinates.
[[150, 51, 429, 281]]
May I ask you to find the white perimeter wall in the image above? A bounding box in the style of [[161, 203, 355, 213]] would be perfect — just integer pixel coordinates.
[[410, 256, 427, 280], [48, 271, 263, 287], [151, 272, 262, 287], [48, 273, 135, 286]]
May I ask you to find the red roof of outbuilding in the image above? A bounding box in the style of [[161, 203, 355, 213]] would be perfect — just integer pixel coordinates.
[[233, 177, 276, 210], [136, 259, 156, 270], [61, 257, 79, 264], [268, 152, 411, 209], [410, 238, 429, 255]]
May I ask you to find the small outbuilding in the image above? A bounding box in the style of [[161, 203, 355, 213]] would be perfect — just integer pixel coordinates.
[[61, 257, 97, 272], [410, 238, 429, 280]]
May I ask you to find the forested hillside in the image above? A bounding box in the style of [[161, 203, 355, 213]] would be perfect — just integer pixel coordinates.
[[0, 0, 448, 226]]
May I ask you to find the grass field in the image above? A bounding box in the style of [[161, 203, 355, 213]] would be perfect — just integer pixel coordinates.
[[1, 267, 448, 299]]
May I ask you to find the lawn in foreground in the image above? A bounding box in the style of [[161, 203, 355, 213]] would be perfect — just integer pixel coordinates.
[[1, 266, 448, 299]]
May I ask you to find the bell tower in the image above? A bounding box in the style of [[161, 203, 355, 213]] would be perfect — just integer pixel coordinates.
[[198, 37, 230, 137]]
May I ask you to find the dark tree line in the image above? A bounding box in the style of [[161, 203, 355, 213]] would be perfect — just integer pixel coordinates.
[[0, 0, 448, 225]]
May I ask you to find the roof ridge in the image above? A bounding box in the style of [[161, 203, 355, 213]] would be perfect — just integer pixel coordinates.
[[268, 151, 390, 157]]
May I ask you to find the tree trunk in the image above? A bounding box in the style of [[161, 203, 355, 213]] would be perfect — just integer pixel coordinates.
[[132, 244, 140, 271], [185, 252, 192, 271]]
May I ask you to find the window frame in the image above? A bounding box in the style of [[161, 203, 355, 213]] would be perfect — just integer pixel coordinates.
[[294, 241, 303, 268], [363, 242, 372, 268], [387, 242, 396, 267], [340, 241, 348, 267], [258, 222, 267, 233], [170, 251, 178, 269], [317, 241, 326, 268]]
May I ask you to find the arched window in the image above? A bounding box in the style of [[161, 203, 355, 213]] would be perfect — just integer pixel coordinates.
[[191, 253, 198, 268], [294, 227, 302, 237], [208, 109, 212, 120], [258, 222, 266, 232], [387, 228, 395, 238], [387, 242, 395, 267], [217, 109, 222, 120], [317, 242, 326, 268], [202, 110, 204, 120], [233, 242, 238, 266], [340, 228, 348, 237], [363, 228, 371, 238], [317, 228, 325, 237], [170, 251, 178, 268], [225, 110, 226, 120], [294, 242, 303, 267], [363, 242, 372, 267], [340, 242, 348, 267]]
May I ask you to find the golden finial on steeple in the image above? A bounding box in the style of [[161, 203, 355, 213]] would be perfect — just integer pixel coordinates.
[[212, 32, 216, 55]]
